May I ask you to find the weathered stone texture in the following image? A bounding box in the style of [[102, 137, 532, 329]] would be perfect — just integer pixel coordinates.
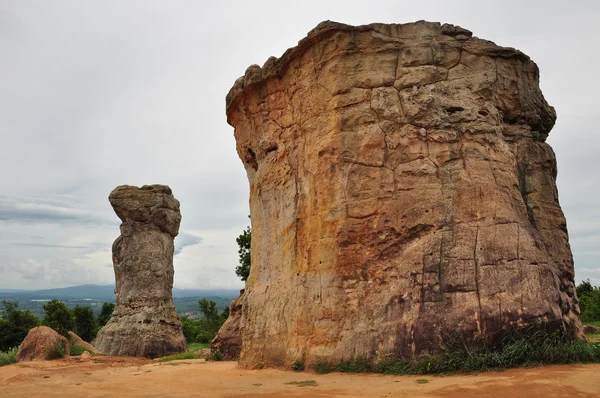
[[16, 326, 70, 362], [222, 21, 583, 368], [93, 185, 186, 358]]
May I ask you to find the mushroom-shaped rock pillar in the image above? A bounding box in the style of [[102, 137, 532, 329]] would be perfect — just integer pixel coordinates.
[[93, 184, 186, 358]]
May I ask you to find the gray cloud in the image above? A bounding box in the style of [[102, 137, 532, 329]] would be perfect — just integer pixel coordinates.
[[0, 195, 113, 225], [174, 232, 203, 256], [0, 0, 598, 290], [12, 243, 89, 249]]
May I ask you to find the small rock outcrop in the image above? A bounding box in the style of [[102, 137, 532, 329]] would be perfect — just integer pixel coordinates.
[[220, 21, 583, 368], [16, 326, 70, 361], [93, 185, 186, 358], [211, 290, 243, 359]]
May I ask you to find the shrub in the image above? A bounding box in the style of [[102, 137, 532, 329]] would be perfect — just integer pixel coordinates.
[[211, 350, 223, 361], [291, 359, 305, 371], [70, 345, 86, 356], [46, 342, 65, 360], [0, 347, 17, 367]]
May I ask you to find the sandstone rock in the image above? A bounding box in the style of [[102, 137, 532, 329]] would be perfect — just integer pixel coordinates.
[[211, 290, 243, 359], [16, 326, 70, 362], [68, 331, 98, 354], [220, 20, 584, 368], [93, 185, 186, 358], [80, 351, 92, 360]]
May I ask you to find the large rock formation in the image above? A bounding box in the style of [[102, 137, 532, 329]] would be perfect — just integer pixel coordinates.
[[93, 185, 186, 358], [16, 326, 70, 361], [220, 21, 583, 367]]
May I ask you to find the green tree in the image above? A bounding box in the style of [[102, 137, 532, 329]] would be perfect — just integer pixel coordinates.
[[576, 280, 600, 323], [97, 302, 115, 327], [0, 300, 40, 351], [199, 298, 219, 322], [42, 299, 73, 337], [235, 225, 251, 282], [73, 305, 97, 342]]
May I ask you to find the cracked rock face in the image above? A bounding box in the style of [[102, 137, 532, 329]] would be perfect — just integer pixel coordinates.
[[93, 185, 186, 358], [221, 21, 583, 368]]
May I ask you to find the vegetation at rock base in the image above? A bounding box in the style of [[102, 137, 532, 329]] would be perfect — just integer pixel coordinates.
[[235, 224, 251, 282], [0, 300, 39, 351], [158, 352, 202, 362], [45, 341, 66, 360], [0, 347, 17, 367], [70, 344, 87, 356], [312, 328, 600, 375], [291, 359, 305, 372]]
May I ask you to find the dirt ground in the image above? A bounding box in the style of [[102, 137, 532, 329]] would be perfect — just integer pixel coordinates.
[[0, 357, 599, 397]]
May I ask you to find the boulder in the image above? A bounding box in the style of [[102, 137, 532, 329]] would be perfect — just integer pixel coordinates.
[[219, 20, 584, 368], [16, 326, 70, 362], [211, 290, 243, 359], [92, 185, 187, 358]]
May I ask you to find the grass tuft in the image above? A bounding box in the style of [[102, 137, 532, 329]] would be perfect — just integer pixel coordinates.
[[285, 380, 318, 387], [159, 352, 201, 362]]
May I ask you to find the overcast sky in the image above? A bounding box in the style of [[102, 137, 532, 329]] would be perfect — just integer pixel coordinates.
[[1, 0, 598, 290]]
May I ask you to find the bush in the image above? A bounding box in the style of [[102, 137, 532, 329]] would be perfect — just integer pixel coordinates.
[[46, 342, 65, 360], [211, 350, 223, 361], [0, 347, 17, 367], [70, 345, 86, 356], [291, 359, 305, 371]]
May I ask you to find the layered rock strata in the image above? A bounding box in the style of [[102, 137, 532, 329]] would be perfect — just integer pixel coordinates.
[[221, 21, 583, 367], [93, 185, 186, 357]]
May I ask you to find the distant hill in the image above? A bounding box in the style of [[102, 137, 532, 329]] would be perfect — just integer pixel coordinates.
[[0, 284, 240, 301]]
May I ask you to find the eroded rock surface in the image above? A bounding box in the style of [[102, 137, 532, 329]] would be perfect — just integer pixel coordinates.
[[16, 326, 70, 362], [221, 21, 583, 368], [93, 185, 186, 358]]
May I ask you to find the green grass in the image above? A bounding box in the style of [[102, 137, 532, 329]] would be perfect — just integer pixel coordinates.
[[313, 330, 600, 376], [415, 379, 430, 384], [0, 347, 17, 367], [158, 352, 201, 362], [586, 321, 600, 327], [285, 380, 318, 387], [187, 342, 209, 352]]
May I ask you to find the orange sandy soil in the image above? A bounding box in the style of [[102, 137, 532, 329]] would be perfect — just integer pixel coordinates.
[[1, 356, 599, 397]]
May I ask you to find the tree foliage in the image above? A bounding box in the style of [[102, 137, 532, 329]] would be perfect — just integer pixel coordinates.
[[73, 305, 97, 343], [180, 299, 229, 344], [42, 299, 73, 338], [235, 225, 251, 282], [97, 302, 115, 327], [0, 300, 40, 351], [577, 280, 600, 323]]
